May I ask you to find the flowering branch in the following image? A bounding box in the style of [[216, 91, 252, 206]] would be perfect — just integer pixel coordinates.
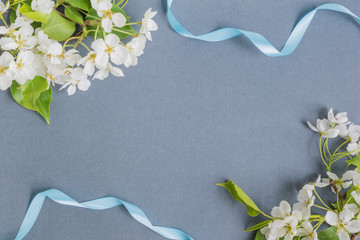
[[0, 0, 159, 123], [219, 108, 360, 240]]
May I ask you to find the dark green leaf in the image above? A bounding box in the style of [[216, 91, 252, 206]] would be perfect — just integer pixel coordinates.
[[244, 220, 272, 232], [217, 180, 260, 217], [31, 21, 42, 29], [318, 227, 340, 240], [19, 4, 50, 23], [64, 5, 84, 24], [65, 0, 91, 11], [41, 11, 75, 41], [346, 155, 360, 169], [255, 230, 266, 240], [10, 9, 16, 23], [85, 6, 137, 40], [10, 76, 52, 124]]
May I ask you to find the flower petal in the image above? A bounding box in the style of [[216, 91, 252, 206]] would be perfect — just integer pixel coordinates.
[[325, 211, 338, 226]]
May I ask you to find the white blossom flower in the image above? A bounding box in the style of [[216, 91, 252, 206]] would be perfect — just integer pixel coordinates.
[[293, 184, 315, 219], [336, 124, 360, 143], [78, 51, 97, 76], [124, 35, 146, 67], [328, 108, 349, 125], [93, 63, 124, 80], [96, 1, 126, 33], [42, 41, 63, 65], [45, 64, 68, 86], [60, 68, 91, 96], [271, 201, 292, 218], [140, 8, 158, 41], [325, 209, 360, 240], [60, 49, 81, 67], [14, 26, 37, 50], [270, 216, 299, 240], [31, 0, 55, 14], [91, 34, 127, 69], [307, 119, 340, 138], [9, 50, 36, 84], [0, 23, 36, 51], [296, 221, 318, 240], [0, 51, 14, 90], [325, 171, 352, 193]]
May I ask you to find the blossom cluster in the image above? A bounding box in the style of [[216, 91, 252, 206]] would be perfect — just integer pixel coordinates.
[[0, 0, 158, 96], [307, 109, 360, 156], [219, 109, 360, 240], [261, 170, 360, 240]]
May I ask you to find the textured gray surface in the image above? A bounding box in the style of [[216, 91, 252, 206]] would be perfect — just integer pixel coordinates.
[[1, 0, 360, 239]]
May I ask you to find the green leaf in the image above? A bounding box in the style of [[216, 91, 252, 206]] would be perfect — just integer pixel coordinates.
[[19, 4, 50, 23], [41, 11, 76, 41], [64, 5, 84, 24], [10, 9, 16, 23], [255, 230, 266, 240], [85, 6, 137, 40], [31, 21, 42, 30], [346, 154, 360, 169], [217, 180, 260, 217], [244, 220, 272, 232], [345, 187, 357, 205], [35, 87, 52, 124], [65, 0, 91, 11], [10, 76, 52, 124], [318, 227, 340, 240]]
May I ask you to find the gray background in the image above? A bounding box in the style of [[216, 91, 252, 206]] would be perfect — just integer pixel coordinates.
[[1, 0, 360, 239]]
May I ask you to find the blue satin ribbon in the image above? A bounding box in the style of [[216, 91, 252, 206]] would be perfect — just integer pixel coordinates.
[[14, 189, 194, 240], [167, 1, 360, 57]]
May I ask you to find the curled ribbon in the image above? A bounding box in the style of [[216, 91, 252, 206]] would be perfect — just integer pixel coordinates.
[[14, 189, 194, 240], [166, 1, 360, 57]]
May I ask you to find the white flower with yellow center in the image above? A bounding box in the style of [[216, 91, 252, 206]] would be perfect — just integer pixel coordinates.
[[293, 184, 315, 220], [9, 50, 36, 84], [124, 35, 146, 67], [307, 119, 340, 138], [96, 1, 126, 33], [60, 68, 91, 96], [325, 209, 360, 240], [296, 221, 318, 240], [91, 34, 127, 69]]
